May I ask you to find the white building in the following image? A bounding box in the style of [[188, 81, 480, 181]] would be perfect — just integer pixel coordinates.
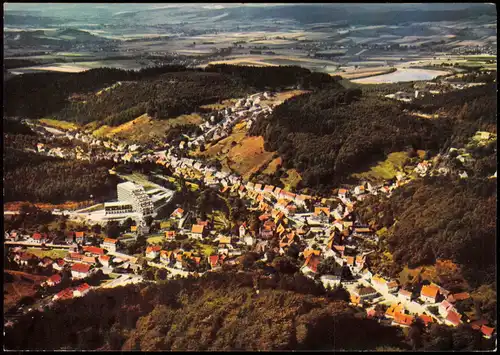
[[104, 201, 134, 215], [117, 182, 154, 217]]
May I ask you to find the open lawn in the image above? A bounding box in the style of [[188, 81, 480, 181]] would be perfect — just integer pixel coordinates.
[[352, 151, 409, 182], [119, 172, 156, 189], [197, 243, 216, 257], [26, 248, 68, 259], [160, 220, 173, 229], [147, 235, 165, 245], [39, 118, 79, 131], [280, 169, 302, 190]]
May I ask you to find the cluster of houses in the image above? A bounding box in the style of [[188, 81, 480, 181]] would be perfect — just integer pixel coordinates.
[[187, 92, 275, 149], [360, 277, 495, 338], [52, 283, 91, 301]]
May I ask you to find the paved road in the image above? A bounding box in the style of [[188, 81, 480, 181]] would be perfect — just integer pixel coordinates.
[[101, 274, 143, 289], [5, 241, 72, 249]]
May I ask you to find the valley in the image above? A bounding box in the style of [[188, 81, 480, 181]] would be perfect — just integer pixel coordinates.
[[3, 3, 497, 352]]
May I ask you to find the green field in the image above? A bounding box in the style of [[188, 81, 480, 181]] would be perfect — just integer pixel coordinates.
[[160, 220, 173, 229], [280, 169, 302, 190], [352, 151, 409, 182], [197, 243, 215, 257], [27, 248, 68, 259], [147, 235, 165, 245], [39, 118, 79, 131]]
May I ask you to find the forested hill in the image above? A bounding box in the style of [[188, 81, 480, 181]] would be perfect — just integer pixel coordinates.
[[249, 87, 446, 190], [358, 176, 496, 288], [4, 271, 405, 351], [249, 83, 496, 191], [4, 64, 339, 125]]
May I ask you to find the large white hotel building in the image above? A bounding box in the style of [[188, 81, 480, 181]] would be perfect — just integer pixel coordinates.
[[104, 182, 154, 217]]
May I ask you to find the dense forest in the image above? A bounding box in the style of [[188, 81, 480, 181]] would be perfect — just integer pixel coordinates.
[[4, 64, 339, 128], [249, 82, 496, 191], [4, 147, 118, 204], [4, 270, 405, 351], [357, 175, 496, 288], [249, 87, 447, 190], [5, 270, 492, 351]]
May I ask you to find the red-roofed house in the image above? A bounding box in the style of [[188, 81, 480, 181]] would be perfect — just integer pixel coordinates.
[[444, 310, 462, 327], [165, 230, 176, 240], [258, 213, 271, 221], [73, 283, 91, 298], [208, 255, 220, 270], [99, 255, 111, 268], [301, 255, 321, 275], [393, 312, 415, 328], [418, 314, 434, 327], [75, 231, 85, 243], [146, 245, 161, 259], [52, 259, 66, 271], [480, 325, 495, 339], [32, 233, 47, 244], [191, 224, 207, 239], [447, 292, 470, 303], [46, 274, 62, 287], [338, 188, 348, 199], [102, 238, 118, 252], [420, 284, 440, 303], [66, 252, 85, 262], [71, 263, 91, 279], [83, 246, 105, 256], [53, 288, 74, 301], [171, 208, 185, 219], [439, 300, 456, 318]]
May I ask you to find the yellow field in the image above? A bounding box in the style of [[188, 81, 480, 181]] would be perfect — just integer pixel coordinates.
[[92, 113, 203, 143], [39, 118, 79, 131]]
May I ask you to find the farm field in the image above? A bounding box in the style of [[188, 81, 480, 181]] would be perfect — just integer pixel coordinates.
[[10, 59, 145, 74], [352, 68, 451, 84]]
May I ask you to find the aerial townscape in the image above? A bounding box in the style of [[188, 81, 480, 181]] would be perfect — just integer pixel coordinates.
[[3, 3, 497, 352]]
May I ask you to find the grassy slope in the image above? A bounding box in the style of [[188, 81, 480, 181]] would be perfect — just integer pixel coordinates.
[[92, 113, 203, 143], [351, 151, 409, 182], [39, 118, 79, 131]]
